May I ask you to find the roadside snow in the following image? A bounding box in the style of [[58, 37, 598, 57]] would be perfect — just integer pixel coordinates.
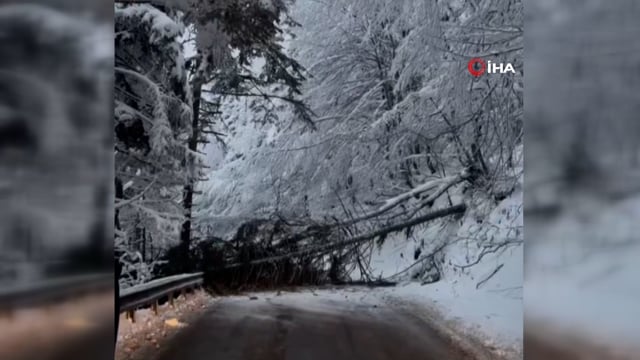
[[526, 194, 640, 352], [379, 244, 522, 351], [355, 185, 523, 354]]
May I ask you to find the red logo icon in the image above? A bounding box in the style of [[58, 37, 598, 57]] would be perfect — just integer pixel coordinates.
[[467, 58, 486, 77]]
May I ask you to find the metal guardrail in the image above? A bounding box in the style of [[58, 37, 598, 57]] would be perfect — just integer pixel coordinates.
[[0, 271, 203, 318], [118, 273, 203, 316], [0, 272, 113, 310]]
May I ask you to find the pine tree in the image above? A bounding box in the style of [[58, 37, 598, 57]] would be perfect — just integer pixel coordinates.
[[175, 0, 312, 270], [115, 2, 192, 285], [115, 0, 312, 279]]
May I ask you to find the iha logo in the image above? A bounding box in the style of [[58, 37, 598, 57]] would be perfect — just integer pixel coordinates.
[[467, 58, 515, 77]]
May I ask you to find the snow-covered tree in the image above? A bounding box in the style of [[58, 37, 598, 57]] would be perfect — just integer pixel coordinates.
[[115, 0, 312, 283], [196, 0, 523, 281], [179, 0, 311, 252], [115, 3, 192, 286], [200, 0, 522, 221]]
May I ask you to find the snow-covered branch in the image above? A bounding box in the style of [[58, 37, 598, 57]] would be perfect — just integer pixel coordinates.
[[341, 170, 469, 226]]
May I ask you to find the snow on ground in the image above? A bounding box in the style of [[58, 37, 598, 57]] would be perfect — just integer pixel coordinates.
[[366, 239, 522, 354], [377, 244, 522, 350], [525, 193, 640, 353], [353, 185, 523, 354]]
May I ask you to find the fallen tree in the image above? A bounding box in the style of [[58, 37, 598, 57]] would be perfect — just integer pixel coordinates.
[[223, 203, 467, 268], [198, 203, 466, 292], [158, 172, 471, 292]]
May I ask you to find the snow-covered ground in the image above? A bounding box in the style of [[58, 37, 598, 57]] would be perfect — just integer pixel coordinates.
[[349, 184, 523, 355], [369, 249, 522, 354], [379, 249, 522, 350], [526, 193, 640, 354]]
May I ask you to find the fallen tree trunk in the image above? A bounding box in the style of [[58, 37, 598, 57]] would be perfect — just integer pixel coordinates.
[[331, 280, 397, 287], [224, 203, 467, 268]]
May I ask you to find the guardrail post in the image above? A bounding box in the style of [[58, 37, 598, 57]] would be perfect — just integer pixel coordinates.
[[152, 301, 158, 315], [126, 309, 136, 323], [169, 292, 174, 308]]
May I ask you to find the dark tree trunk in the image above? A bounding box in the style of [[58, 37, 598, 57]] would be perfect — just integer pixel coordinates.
[[179, 75, 203, 272], [115, 177, 123, 231], [114, 177, 124, 347]]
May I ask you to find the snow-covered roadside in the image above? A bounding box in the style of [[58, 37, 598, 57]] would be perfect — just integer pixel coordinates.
[[375, 247, 522, 357], [364, 235, 522, 356], [354, 183, 524, 356], [526, 193, 640, 355]]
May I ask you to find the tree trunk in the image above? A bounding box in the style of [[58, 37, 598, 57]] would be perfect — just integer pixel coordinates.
[[225, 203, 467, 268], [179, 75, 203, 271], [115, 177, 123, 232], [114, 177, 123, 346]]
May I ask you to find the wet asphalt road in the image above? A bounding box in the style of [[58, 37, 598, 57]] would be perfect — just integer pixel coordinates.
[[153, 296, 484, 360]]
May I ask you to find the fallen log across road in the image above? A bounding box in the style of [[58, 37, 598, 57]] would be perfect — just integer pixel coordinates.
[[223, 203, 467, 269]]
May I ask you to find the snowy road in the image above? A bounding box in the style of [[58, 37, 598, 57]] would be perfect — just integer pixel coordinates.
[[151, 292, 494, 360]]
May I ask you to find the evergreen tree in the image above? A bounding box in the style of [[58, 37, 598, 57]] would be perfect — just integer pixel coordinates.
[[114, 0, 312, 281]]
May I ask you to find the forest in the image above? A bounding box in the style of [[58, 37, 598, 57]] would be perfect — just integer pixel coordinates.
[[114, 0, 523, 291]]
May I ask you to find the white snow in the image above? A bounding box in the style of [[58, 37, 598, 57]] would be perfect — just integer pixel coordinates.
[[353, 183, 523, 353], [380, 245, 522, 350], [117, 5, 184, 44], [526, 194, 640, 351], [354, 171, 468, 223]]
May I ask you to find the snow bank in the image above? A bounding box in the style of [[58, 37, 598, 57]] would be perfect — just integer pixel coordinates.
[[526, 194, 640, 351], [360, 185, 523, 352], [381, 243, 522, 350], [116, 4, 184, 44]]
